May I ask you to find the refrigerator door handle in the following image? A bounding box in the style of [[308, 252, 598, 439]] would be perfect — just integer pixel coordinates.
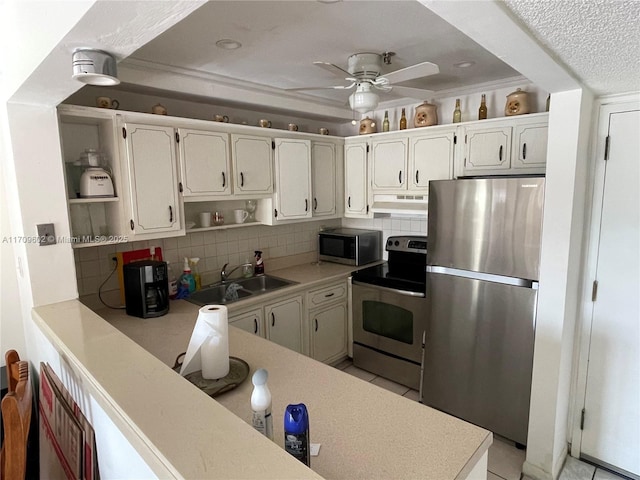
[[427, 266, 536, 288]]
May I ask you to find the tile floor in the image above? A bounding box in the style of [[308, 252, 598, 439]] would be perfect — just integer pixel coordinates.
[[333, 359, 630, 480]]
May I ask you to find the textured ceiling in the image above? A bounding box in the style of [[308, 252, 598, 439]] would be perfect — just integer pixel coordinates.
[[503, 0, 640, 95]]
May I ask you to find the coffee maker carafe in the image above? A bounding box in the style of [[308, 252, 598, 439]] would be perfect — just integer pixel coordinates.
[[123, 260, 169, 318]]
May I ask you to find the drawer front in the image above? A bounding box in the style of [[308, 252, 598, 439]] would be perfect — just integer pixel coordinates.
[[307, 281, 347, 308]]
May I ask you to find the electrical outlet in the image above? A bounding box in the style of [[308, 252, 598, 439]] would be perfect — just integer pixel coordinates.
[[37, 223, 56, 246]]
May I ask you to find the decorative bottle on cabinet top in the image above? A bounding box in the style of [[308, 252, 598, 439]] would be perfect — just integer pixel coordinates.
[[382, 111, 390, 132], [478, 94, 487, 120], [399, 108, 407, 130], [453, 99, 462, 123]]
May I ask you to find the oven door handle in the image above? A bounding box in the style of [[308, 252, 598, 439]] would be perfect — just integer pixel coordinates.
[[352, 280, 425, 298]]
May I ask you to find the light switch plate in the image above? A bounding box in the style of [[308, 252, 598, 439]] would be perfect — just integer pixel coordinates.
[[37, 223, 56, 246]]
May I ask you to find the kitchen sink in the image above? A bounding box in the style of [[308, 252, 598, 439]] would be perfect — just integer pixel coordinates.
[[186, 275, 297, 306], [236, 275, 293, 292]]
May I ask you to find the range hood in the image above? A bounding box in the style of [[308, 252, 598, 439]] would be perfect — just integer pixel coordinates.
[[370, 194, 428, 215]]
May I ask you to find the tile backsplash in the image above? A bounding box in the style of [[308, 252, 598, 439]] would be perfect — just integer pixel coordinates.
[[74, 214, 426, 297], [74, 218, 340, 297]]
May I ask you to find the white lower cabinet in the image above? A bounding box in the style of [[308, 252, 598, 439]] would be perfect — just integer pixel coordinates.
[[307, 280, 348, 364], [264, 295, 304, 354], [229, 307, 263, 337]]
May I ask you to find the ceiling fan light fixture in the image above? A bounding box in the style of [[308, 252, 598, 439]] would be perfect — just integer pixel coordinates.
[[72, 49, 120, 86], [349, 83, 379, 113]]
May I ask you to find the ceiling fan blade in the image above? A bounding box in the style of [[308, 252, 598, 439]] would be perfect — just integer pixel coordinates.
[[390, 85, 435, 99], [286, 83, 355, 92], [313, 61, 353, 79], [382, 61, 440, 85]]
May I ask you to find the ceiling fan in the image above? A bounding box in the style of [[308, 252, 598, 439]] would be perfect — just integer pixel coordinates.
[[287, 52, 439, 113]]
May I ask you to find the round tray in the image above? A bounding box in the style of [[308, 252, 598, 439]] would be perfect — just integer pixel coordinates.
[[173, 352, 249, 397]]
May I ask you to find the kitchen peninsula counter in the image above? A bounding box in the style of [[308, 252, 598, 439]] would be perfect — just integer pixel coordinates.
[[33, 263, 492, 480]]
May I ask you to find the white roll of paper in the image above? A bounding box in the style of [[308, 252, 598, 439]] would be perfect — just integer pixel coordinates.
[[180, 305, 230, 379]]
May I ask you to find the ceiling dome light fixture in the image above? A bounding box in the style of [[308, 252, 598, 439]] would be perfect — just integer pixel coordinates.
[[349, 83, 379, 114], [72, 48, 120, 86], [454, 61, 475, 69], [216, 39, 242, 50]]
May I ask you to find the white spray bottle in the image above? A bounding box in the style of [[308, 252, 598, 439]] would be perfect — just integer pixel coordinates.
[[251, 368, 273, 440]]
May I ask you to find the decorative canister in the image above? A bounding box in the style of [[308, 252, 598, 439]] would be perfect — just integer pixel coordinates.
[[414, 101, 438, 127], [359, 116, 377, 134], [504, 88, 530, 116]]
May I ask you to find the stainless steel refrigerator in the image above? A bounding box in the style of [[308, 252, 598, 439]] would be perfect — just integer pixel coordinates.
[[421, 177, 545, 446]]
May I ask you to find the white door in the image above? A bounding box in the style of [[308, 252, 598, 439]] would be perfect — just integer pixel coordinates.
[[579, 106, 640, 476], [265, 296, 303, 353], [231, 134, 273, 195], [370, 138, 408, 191], [344, 141, 370, 217], [312, 141, 336, 217], [123, 123, 181, 235], [311, 303, 347, 364], [274, 138, 311, 220], [409, 131, 455, 190], [178, 128, 231, 197]]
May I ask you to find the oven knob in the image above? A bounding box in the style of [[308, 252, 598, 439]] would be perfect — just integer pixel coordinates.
[[387, 240, 392, 246], [394, 240, 400, 246]]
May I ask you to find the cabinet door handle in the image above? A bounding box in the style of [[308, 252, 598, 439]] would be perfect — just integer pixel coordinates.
[[324, 292, 335, 298], [399, 170, 402, 184], [348, 196, 351, 208], [254, 318, 258, 334], [271, 312, 275, 327], [522, 143, 527, 160], [499, 145, 503, 161], [130, 219, 134, 231], [240, 172, 244, 187], [305, 199, 308, 212], [222, 172, 226, 188], [315, 318, 318, 332], [314, 198, 318, 211], [415, 170, 419, 184], [169, 205, 173, 222]]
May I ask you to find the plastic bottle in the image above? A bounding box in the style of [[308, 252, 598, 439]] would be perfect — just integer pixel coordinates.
[[251, 369, 274, 440], [189, 257, 201, 291], [167, 262, 178, 300], [284, 403, 310, 466], [180, 257, 196, 294], [254, 251, 264, 275]]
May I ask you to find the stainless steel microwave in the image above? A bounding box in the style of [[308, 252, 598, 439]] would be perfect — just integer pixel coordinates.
[[318, 228, 382, 266]]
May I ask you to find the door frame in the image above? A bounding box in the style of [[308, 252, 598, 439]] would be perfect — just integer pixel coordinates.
[[570, 94, 640, 460]]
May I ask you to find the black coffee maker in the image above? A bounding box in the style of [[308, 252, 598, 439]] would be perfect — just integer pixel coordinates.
[[123, 260, 169, 318]]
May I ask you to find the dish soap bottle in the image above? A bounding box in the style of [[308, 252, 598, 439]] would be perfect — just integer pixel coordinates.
[[453, 99, 462, 123], [399, 108, 407, 130], [251, 369, 274, 440], [382, 110, 390, 132], [180, 257, 196, 294], [167, 262, 178, 300], [284, 403, 310, 466], [254, 251, 264, 275], [189, 257, 201, 291]]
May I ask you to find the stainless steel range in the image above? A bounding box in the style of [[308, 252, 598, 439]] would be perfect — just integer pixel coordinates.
[[351, 236, 427, 390]]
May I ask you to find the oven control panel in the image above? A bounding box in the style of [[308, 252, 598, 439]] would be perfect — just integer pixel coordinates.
[[386, 236, 427, 254]]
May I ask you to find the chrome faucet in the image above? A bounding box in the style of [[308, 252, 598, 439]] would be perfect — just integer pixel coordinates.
[[221, 262, 253, 282]]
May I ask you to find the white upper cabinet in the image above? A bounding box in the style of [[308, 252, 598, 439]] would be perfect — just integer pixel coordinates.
[[370, 137, 408, 192], [512, 120, 548, 172], [178, 128, 231, 200], [458, 113, 548, 176], [311, 141, 338, 218], [231, 134, 273, 196], [462, 124, 512, 173], [274, 138, 312, 220], [344, 140, 372, 218], [409, 130, 456, 189], [120, 122, 183, 238]]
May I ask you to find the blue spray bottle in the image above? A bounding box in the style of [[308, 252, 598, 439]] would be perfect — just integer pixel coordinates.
[[284, 403, 310, 466]]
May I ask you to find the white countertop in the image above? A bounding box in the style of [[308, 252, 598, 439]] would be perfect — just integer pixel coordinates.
[[34, 261, 491, 479]]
